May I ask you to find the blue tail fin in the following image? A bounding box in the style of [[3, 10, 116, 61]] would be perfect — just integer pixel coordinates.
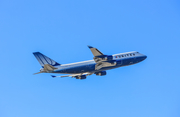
[[33, 52, 60, 67]]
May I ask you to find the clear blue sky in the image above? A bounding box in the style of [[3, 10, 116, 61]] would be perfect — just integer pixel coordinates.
[[0, 0, 180, 117]]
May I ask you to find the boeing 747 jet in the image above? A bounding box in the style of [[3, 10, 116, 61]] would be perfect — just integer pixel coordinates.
[[33, 46, 147, 79]]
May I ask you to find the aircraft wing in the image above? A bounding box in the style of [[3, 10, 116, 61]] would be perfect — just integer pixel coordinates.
[[88, 45, 107, 63], [95, 61, 117, 70], [88, 45, 104, 56], [51, 72, 94, 78], [88, 45, 117, 70]]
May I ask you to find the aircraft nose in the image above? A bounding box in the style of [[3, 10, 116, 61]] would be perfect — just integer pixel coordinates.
[[143, 55, 147, 60], [138, 55, 147, 62]]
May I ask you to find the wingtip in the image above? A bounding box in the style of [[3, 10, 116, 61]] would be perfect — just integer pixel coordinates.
[[51, 75, 56, 78], [87, 45, 93, 49], [33, 52, 40, 54]]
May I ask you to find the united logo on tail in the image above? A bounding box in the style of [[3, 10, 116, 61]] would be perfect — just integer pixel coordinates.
[[33, 52, 60, 67]]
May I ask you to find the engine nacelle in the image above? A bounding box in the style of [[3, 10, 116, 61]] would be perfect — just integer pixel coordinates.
[[94, 55, 113, 62], [104, 55, 113, 61], [110, 61, 117, 65], [95, 71, 107, 76], [75, 75, 86, 80]]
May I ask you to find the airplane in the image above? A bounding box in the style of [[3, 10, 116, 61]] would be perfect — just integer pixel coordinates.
[[33, 45, 147, 79]]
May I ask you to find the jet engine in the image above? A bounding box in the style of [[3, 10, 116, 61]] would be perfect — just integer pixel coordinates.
[[95, 71, 107, 76], [110, 60, 122, 66], [75, 75, 86, 79], [104, 55, 113, 61], [110, 61, 117, 65], [94, 55, 113, 62]]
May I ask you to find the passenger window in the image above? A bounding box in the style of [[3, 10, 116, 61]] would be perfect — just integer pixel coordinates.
[[130, 54, 132, 56], [127, 54, 129, 56], [119, 56, 121, 58], [133, 53, 135, 56], [122, 55, 124, 57]]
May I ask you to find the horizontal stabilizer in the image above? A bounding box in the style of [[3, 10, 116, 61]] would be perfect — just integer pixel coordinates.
[[43, 64, 58, 71], [33, 71, 44, 75], [34, 64, 57, 75]]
